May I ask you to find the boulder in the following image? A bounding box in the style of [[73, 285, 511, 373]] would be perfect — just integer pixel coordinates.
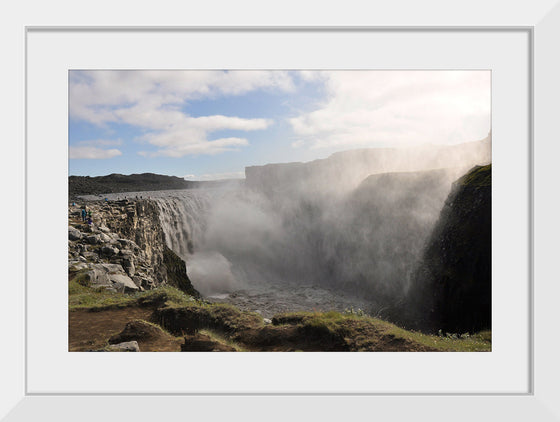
[[100, 263, 125, 274], [68, 226, 83, 241], [109, 320, 163, 344], [101, 245, 119, 256], [109, 274, 140, 292], [117, 238, 138, 250], [85, 263, 127, 287], [98, 225, 111, 233], [98, 232, 112, 243], [106, 341, 140, 352], [81, 251, 98, 262], [85, 234, 101, 245], [69, 262, 89, 272]]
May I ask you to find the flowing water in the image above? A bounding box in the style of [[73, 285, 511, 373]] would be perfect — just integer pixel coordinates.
[[81, 186, 388, 316]]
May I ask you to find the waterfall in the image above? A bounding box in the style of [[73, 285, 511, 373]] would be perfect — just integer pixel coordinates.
[[149, 169, 456, 305], [153, 191, 209, 261]]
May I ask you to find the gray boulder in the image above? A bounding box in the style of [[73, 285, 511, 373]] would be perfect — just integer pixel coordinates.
[[68, 227, 83, 241], [109, 274, 140, 292], [100, 263, 125, 273], [86, 234, 101, 245], [106, 341, 140, 352], [98, 225, 111, 234], [85, 263, 127, 287], [101, 245, 119, 256], [98, 232, 112, 243], [81, 251, 98, 262]]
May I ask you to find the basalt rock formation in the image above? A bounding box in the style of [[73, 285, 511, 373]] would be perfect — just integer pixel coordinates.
[[68, 199, 199, 296], [395, 164, 492, 333]]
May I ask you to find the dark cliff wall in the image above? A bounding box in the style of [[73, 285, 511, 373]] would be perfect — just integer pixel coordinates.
[[397, 165, 491, 333]]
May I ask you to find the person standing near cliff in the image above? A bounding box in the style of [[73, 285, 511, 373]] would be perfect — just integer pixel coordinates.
[[81, 207, 87, 222]]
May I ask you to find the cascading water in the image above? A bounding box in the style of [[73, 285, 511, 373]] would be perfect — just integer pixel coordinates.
[[153, 191, 209, 259], [140, 168, 459, 318]]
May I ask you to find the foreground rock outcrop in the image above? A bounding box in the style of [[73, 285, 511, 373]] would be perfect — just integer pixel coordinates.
[[393, 165, 492, 333], [68, 199, 199, 296]]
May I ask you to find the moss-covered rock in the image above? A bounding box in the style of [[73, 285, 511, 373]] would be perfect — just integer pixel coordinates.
[[162, 245, 200, 297], [399, 164, 491, 333]]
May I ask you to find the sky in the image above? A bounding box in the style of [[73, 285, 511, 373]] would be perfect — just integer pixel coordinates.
[[68, 70, 491, 180]]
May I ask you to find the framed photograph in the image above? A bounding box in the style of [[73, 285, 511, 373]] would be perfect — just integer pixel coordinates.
[[4, 0, 558, 420]]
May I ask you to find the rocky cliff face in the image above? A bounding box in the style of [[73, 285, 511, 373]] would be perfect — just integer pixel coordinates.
[[394, 165, 491, 333], [68, 199, 199, 297]]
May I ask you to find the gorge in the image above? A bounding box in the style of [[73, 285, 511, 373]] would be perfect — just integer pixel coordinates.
[[71, 136, 491, 337]]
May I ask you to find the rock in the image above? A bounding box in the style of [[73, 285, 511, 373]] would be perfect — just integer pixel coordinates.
[[101, 245, 119, 256], [117, 238, 137, 249], [108, 232, 120, 241], [85, 234, 101, 245], [80, 224, 94, 233], [122, 256, 135, 277], [98, 225, 111, 233], [402, 165, 492, 333], [134, 276, 155, 290], [69, 262, 89, 272], [106, 341, 140, 352], [68, 226, 83, 241], [68, 198, 201, 296], [109, 274, 140, 292], [81, 251, 98, 262], [84, 263, 127, 287], [109, 320, 163, 344], [98, 232, 112, 243], [100, 263, 125, 273], [263, 318, 272, 325], [181, 334, 237, 352]]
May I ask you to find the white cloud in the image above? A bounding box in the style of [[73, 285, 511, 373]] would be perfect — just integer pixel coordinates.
[[75, 139, 123, 147], [289, 71, 491, 150], [142, 137, 250, 158], [69, 146, 122, 159], [69, 70, 284, 157]]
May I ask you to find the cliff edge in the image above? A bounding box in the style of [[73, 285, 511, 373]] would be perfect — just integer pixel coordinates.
[[398, 164, 491, 333]]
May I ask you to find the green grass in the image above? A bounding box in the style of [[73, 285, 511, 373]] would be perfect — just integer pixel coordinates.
[[69, 274, 491, 351], [273, 310, 491, 352], [68, 281, 137, 310], [69, 276, 196, 311], [457, 164, 491, 187], [198, 329, 248, 352], [367, 317, 491, 352]]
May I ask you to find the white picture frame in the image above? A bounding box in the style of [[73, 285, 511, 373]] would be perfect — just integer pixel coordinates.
[[4, 0, 559, 419]]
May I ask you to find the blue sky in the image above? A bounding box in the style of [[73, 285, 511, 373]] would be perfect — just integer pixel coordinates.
[[69, 70, 491, 180]]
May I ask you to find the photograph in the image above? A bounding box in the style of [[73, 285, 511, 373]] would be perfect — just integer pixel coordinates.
[[67, 69, 492, 352]]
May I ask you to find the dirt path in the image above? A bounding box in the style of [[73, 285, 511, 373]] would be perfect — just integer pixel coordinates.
[[69, 307, 183, 352]]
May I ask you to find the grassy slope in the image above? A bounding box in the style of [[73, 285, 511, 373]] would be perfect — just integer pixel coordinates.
[[69, 280, 491, 351]]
